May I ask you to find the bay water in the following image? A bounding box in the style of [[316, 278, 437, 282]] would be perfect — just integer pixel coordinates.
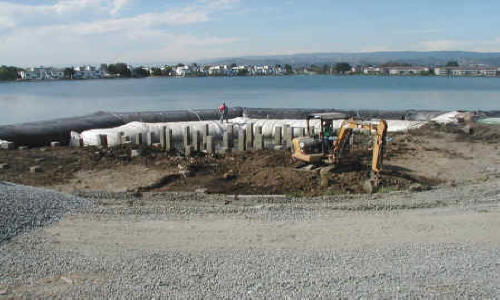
[[1, 75, 499, 125]]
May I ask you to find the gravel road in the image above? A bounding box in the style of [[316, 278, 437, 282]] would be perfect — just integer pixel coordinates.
[[1, 178, 499, 298]]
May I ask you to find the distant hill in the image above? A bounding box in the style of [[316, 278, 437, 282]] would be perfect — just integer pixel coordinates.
[[202, 51, 500, 66]]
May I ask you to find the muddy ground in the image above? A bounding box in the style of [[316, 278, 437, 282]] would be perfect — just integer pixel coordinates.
[[0, 123, 499, 195]]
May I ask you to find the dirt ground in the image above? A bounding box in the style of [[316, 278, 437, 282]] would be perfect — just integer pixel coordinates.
[[0, 123, 499, 195]]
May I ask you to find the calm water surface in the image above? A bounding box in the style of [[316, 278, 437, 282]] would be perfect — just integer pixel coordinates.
[[0, 75, 499, 125]]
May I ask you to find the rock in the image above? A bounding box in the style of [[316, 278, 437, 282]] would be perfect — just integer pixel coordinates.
[[51, 141, 61, 147], [409, 183, 423, 192], [29, 165, 42, 173], [0, 287, 8, 295], [461, 125, 473, 135], [363, 180, 374, 194], [195, 188, 207, 194], [319, 165, 336, 175], [320, 173, 331, 188], [60, 276, 73, 284], [223, 170, 234, 180], [179, 170, 192, 177], [34, 158, 46, 163], [302, 164, 315, 171], [0, 163, 9, 170], [39, 147, 48, 152], [18, 146, 28, 150], [131, 149, 141, 158]]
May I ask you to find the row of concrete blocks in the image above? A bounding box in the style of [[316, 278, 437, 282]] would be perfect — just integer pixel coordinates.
[[91, 123, 313, 155], [1, 141, 61, 150]]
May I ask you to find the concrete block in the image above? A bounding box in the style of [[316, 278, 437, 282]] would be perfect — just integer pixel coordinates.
[[254, 133, 264, 150], [206, 136, 215, 154], [185, 145, 194, 157], [226, 124, 234, 147], [50, 141, 61, 147], [160, 126, 167, 150], [29, 165, 42, 173], [246, 123, 254, 150], [192, 131, 201, 152], [135, 133, 143, 145], [1, 142, 15, 150], [98, 135, 108, 148], [146, 132, 154, 146], [117, 132, 124, 145], [166, 128, 173, 151], [183, 126, 191, 149], [274, 126, 282, 145], [238, 130, 246, 151], [202, 124, 209, 150], [223, 132, 232, 151]]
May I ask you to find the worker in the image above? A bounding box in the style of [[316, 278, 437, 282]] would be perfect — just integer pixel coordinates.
[[218, 102, 229, 123], [322, 120, 334, 149]]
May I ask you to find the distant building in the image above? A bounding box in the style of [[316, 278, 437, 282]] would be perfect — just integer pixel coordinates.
[[175, 65, 192, 76], [208, 65, 230, 76], [362, 66, 382, 75], [18, 67, 64, 80], [385, 66, 430, 75], [73, 65, 103, 79], [434, 66, 498, 77]]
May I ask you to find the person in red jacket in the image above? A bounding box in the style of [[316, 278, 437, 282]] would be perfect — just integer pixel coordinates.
[[218, 102, 228, 123]]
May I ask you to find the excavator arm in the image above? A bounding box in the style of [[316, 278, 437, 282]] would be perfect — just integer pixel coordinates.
[[330, 118, 388, 185]]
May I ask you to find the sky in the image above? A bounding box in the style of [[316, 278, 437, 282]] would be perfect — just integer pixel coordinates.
[[1, 0, 500, 67]]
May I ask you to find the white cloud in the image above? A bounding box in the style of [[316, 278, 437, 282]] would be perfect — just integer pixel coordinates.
[[110, 0, 129, 15], [0, 0, 241, 66], [417, 38, 500, 52]]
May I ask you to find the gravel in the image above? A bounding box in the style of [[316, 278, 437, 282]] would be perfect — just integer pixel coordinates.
[[0, 182, 94, 244], [0, 179, 499, 298]]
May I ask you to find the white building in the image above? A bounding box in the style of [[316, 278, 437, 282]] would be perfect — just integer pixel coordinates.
[[18, 67, 65, 80], [73, 65, 103, 79], [362, 66, 382, 75], [386, 66, 430, 75], [208, 65, 230, 76], [175, 66, 192, 76], [434, 67, 498, 77]]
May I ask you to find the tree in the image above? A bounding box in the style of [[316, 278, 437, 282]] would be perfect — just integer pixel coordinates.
[[107, 63, 131, 77], [161, 66, 173, 76], [284, 64, 293, 74], [237, 68, 249, 76], [150, 67, 162, 76], [0, 65, 20, 81], [63, 67, 75, 79], [446, 60, 459, 67], [132, 67, 149, 78], [334, 62, 352, 74]]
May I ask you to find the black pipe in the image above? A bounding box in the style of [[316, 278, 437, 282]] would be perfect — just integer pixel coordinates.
[[2, 107, 498, 147]]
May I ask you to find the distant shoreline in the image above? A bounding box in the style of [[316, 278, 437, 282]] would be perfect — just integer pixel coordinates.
[[3, 73, 500, 84]]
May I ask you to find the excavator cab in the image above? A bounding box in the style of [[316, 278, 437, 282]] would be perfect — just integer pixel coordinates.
[[291, 112, 346, 163]]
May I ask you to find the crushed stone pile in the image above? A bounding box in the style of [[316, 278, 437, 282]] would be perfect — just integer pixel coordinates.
[[0, 182, 94, 243]]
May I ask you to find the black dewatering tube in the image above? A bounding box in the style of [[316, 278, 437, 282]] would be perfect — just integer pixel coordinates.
[[1, 107, 499, 147]]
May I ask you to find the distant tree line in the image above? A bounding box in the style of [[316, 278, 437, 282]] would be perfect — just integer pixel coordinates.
[[0, 66, 21, 81]]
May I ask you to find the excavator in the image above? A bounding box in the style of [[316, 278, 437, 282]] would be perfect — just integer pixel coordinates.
[[291, 112, 388, 190]]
